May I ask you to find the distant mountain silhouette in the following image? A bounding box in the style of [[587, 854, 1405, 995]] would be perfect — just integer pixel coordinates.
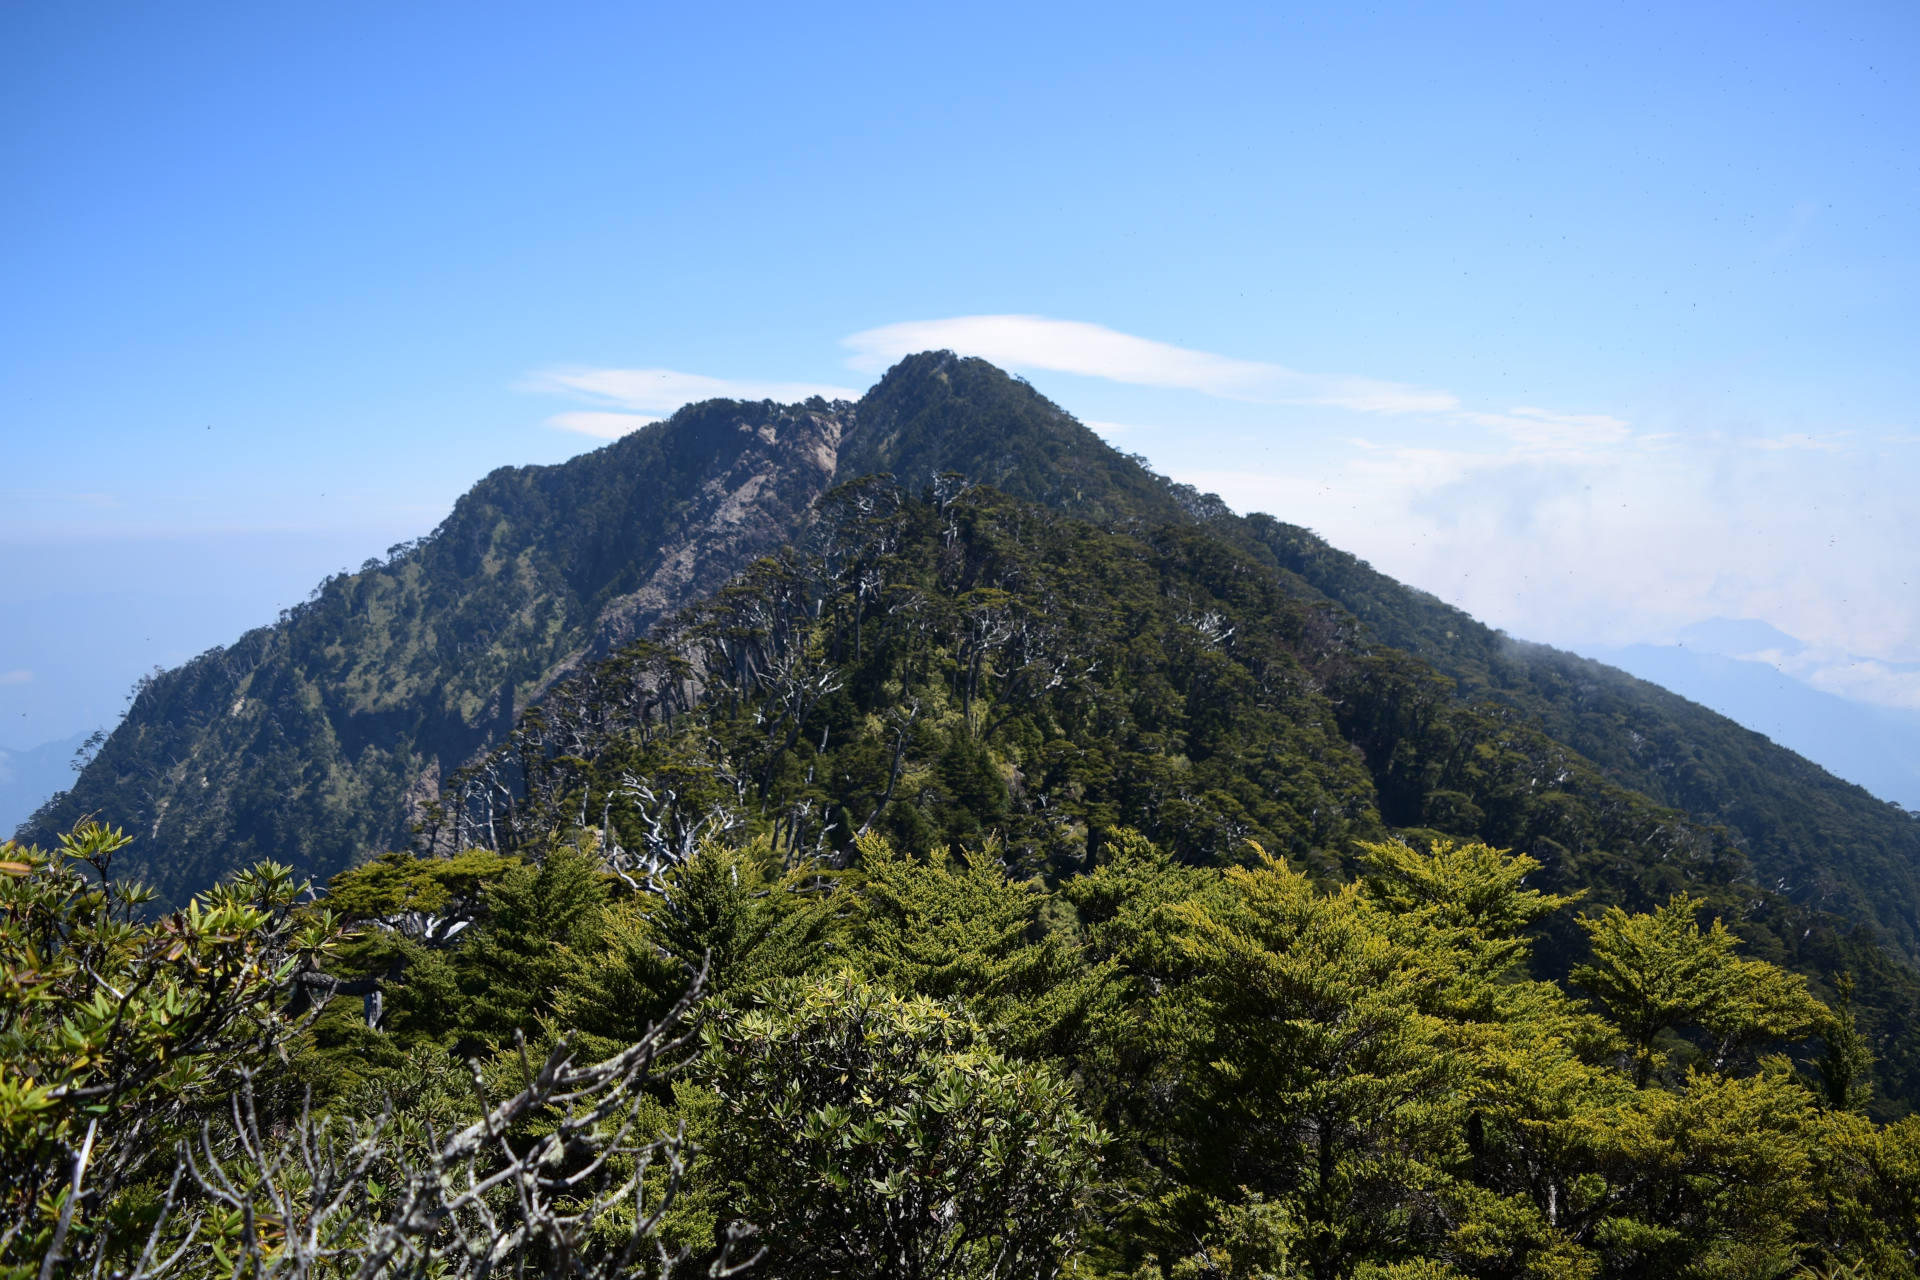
[[0, 731, 90, 835], [1588, 634, 1920, 813]]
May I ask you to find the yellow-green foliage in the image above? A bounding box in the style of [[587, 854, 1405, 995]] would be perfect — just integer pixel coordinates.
[[841, 831, 1111, 1059], [14, 826, 1920, 1279], [695, 970, 1105, 1279], [1574, 893, 1826, 1086], [0, 824, 351, 1277]]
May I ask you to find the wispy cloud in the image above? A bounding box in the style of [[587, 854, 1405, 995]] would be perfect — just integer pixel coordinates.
[[1454, 407, 1634, 452], [522, 367, 862, 415], [849, 316, 1867, 674], [0, 670, 32, 687], [842, 315, 1459, 415], [544, 411, 660, 439]]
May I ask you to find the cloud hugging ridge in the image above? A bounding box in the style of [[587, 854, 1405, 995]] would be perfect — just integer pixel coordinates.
[[843, 315, 1460, 415], [519, 314, 1920, 713]]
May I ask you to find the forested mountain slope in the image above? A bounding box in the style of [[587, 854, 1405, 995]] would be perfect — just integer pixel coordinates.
[[23, 352, 1920, 990], [14, 488, 1920, 1280], [19, 352, 1202, 899], [431, 478, 1920, 1109], [1241, 518, 1920, 965], [21, 399, 853, 898]]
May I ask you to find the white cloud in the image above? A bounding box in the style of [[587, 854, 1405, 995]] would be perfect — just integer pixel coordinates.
[[845, 315, 1276, 393], [842, 315, 1459, 414], [522, 367, 862, 415], [544, 411, 660, 439], [1768, 650, 1920, 712], [1455, 406, 1634, 452], [1176, 414, 1920, 710], [0, 670, 32, 687], [1307, 376, 1461, 415]]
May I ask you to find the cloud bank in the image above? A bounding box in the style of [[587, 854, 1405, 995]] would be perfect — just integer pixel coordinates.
[[1182, 424, 1920, 710], [843, 315, 1460, 415]]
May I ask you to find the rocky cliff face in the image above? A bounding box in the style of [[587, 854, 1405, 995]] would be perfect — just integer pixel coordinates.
[[559, 404, 850, 669], [20, 397, 856, 899], [21, 349, 1200, 899]]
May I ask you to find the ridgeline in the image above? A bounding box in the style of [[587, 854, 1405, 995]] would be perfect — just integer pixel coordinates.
[[23, 352, 1920, 1103]]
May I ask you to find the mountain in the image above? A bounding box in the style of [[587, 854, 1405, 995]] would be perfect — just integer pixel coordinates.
[[19, 398, 852, 897], [19, 352, 1920, 1097], [453, 480, 1749, 900], [1586, 636, 1920, 812], [1232, 521, 1920, 963], [435, 471, 1920, 1109], [0, 731, 91, 835]]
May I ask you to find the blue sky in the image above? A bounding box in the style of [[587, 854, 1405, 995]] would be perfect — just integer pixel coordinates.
[[3, 0, 1917, 754]]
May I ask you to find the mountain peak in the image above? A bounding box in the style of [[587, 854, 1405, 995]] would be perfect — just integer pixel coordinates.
[[840, 351, 1195, 527]]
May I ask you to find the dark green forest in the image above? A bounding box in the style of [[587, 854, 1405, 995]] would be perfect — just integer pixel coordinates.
[[10, 357, 1920, 1278], [430, 479, 1920, 1110]]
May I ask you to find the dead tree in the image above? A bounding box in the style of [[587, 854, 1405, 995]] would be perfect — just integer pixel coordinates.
[[116, 965, 757, 1280]]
